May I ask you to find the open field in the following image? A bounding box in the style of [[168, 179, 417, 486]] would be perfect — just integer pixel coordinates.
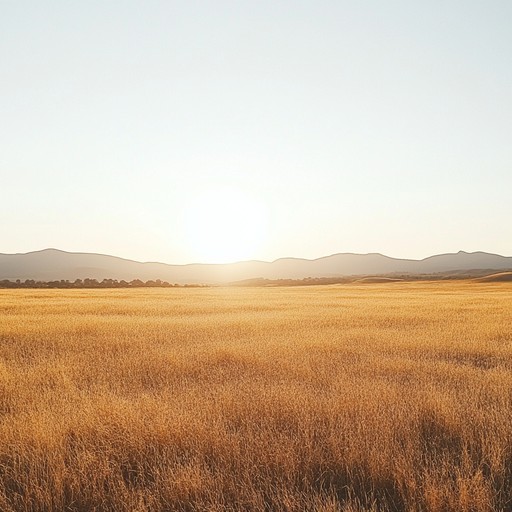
[[0, 283, 511, 511]]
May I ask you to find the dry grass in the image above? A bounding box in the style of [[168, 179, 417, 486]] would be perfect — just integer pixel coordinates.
[[0, 282, 511, 511]]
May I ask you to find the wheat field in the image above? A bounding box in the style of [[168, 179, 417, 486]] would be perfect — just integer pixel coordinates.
[[0, 282, 511, 511]]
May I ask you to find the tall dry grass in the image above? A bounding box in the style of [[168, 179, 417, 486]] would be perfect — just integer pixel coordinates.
[[0, 282, 511, 511]]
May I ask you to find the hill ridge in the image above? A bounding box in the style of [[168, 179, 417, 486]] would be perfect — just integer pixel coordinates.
[[1, 249, 511, 284]]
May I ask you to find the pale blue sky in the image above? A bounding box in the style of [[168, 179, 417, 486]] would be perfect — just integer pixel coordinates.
[[1, 1, 511, 263]]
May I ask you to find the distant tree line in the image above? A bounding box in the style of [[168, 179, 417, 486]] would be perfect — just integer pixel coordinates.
[[0, 279, 206, 289]]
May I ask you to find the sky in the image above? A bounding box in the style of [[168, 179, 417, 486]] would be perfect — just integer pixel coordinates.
[[1, 0, 511, 263]]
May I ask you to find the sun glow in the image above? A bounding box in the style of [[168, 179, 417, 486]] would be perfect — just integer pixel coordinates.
[[183, 187, 268, 263]]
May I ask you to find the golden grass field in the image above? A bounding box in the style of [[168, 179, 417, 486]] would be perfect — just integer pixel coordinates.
[[0, 282, 511, 511]]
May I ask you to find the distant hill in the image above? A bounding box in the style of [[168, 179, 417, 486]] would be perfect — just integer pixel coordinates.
[[353, 277, 404, 284], [474, 272, 512, 283], [1, 249, 511, 284]]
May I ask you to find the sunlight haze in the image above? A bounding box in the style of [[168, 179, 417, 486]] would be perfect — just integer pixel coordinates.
[[183, 186, 268, 263], [1, 1, 511, 263]]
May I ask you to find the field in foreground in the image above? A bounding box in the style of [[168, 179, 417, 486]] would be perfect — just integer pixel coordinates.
[[0, 283, 511, 512]]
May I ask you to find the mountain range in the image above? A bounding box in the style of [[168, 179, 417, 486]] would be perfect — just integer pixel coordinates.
[[1, 249, 512, 284]]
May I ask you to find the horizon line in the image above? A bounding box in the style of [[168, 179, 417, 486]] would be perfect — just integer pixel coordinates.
[[1, 247, 510, 267]]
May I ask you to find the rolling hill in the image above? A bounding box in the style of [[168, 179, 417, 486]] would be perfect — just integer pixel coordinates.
[[1, 249, 512, 284]]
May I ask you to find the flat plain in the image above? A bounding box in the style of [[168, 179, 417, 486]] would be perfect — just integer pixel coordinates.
[[0, 282, 511, 511]]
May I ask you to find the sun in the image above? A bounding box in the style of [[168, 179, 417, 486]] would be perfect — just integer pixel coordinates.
[[183, 186, 268, 263]]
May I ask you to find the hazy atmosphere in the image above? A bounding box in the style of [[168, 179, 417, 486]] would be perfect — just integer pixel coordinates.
[[2, 0, 511, 263], [2, 4, 512, 510]]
